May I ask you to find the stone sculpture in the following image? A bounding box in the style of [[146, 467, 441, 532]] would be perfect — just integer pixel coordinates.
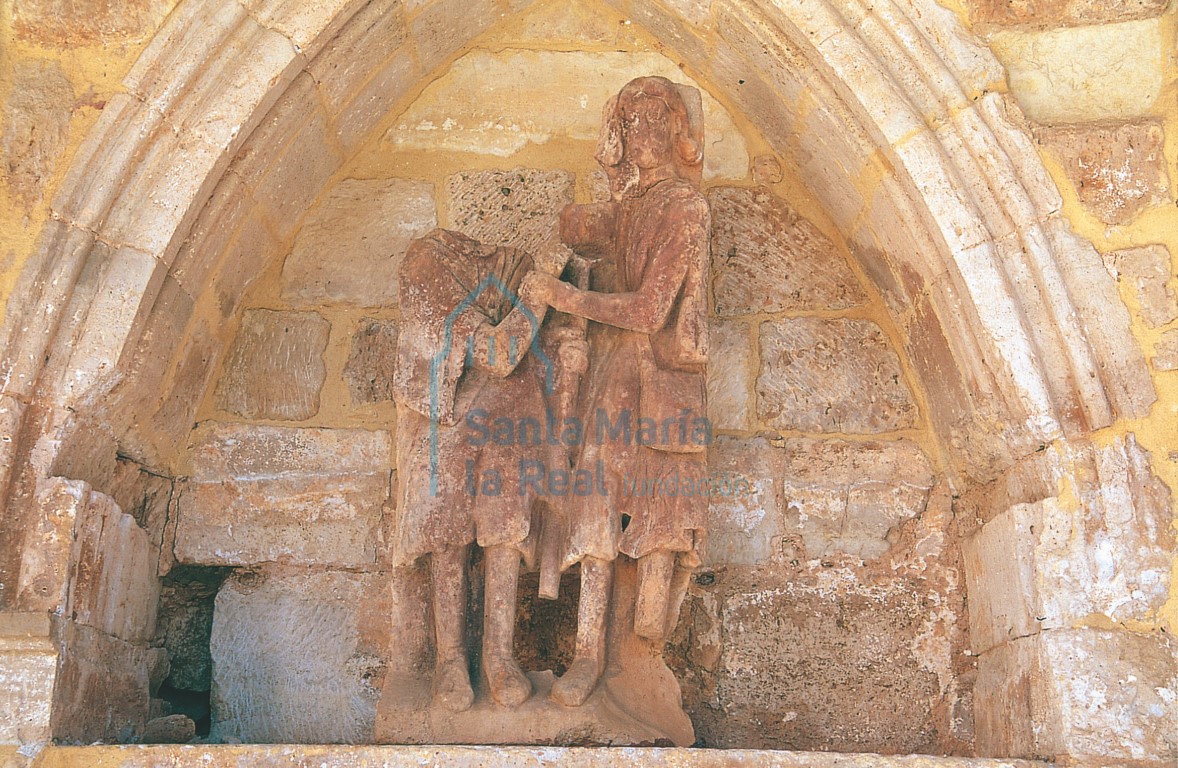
[[377, 75, 708, 746]]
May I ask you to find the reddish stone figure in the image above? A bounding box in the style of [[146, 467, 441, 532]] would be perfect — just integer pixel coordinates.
[[529, 75, 711, 707]]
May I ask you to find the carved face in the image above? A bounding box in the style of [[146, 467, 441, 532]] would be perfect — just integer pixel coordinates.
[[620, 93, 675, 170]]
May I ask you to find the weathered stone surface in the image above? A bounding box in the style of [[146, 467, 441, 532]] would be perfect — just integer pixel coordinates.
[[963, 0, 1168, 27], [0, 614, 56, 747], [306, 3, 408, 114], [215, 309, 330, 421], [210, 569, 394, 743], [388, 50, 747, 181], [11, 0, 172, 44], [407, 0, 499, 73], [691, 570, 949, 754], [1103, 244, 1177, 327], [344, 319, 399, 405], [757, 318, 917, 433], [140, 714, 195, 744], [175, 423, 392, 567], [710, 187, 866, 315], [57, 491, 160, 645], [991, 20, 1164, 123], [781, 439, 934, 560], [156, 568, 228, 693], [962, 436, 1174, 654], [1037, 122, 1169, 225], [51, 620, 151, 744], [706, 319, 753, 431], [444, 168, 573, 254], [16, 478, 86, 613], [1154, 329, 1178, 371], [21, 744, 1052, 766], [280, 178, 436, 308], [706, 438, 783, 567], [975, 629, 1177, 763], [751, 155, 783, 185], [1, 60, 73, 211]]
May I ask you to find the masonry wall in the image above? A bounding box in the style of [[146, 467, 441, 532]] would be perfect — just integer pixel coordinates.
[[0, 0, 1175, 760]]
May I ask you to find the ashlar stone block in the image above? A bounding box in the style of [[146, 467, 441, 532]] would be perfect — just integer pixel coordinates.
[[710, 187, 866, 315], [963, 0, 1168, 27], [210, 568, 395, 743], [215, 308, 330, 421], [963, 436, 1174, 654], [280, 178, 436, 308], [445, 168, 573, 255], [175, 423, 393, 567], [975, 629, 1177, 763], [779, 438, 934, 560], [706, 319, 753, 431], [1, 60, 73, 211], [757, 318, 917, 433], [1037, 122, 1169, 226]]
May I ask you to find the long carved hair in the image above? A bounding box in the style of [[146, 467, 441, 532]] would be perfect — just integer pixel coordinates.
[[596, 76, 704, 199]]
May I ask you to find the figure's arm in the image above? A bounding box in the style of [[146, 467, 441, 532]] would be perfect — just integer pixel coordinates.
[[545, 196, 706, 335]]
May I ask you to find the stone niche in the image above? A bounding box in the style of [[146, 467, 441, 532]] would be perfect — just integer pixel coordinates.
[[159, 16, 976, 751]]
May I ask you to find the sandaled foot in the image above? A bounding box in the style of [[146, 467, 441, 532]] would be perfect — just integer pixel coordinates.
[[485, 654, 531, 708], [551, 656, 602, 707], [433, 656, 474, 712]]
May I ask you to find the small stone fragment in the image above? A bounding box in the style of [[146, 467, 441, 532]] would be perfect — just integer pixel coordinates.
[[1103, 244, 1177, 328], [1154, 330, 1178, 372], [344, 318, 399, 405]]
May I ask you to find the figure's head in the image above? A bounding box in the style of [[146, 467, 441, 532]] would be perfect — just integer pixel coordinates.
[[596, 76, 703, 196]]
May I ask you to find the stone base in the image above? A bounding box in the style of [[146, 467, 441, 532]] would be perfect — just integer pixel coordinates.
[[19, 745, 1052, 768], [375, 669, 682, 746]]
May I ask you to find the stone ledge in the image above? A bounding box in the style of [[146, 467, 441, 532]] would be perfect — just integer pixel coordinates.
[[25, 745, 1050, 768]]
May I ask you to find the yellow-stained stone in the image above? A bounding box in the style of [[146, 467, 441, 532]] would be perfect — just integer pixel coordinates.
[[989, 19, 1165, 123], [385, 50, 749, 181]]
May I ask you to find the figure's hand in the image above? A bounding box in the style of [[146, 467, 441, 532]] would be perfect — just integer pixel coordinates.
[[553, 328, 589, 378], [521, 271, 564, 306]]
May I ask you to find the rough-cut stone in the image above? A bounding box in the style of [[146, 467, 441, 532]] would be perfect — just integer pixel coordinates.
[[215, 309, 330, 421], [1103, 244, 1177, 328], [210, 569, 394, 743], [0, 614, 56, 746], [703, 571, 947, 753], [962, 436, 1174, 654], [156, 568, 228, 693], [1154, 329, 1178, 371], [140, 714, 195, 744], [11, 0, 172, 44], [990, 20, 1163, 123], [751, 155, 784, 185], [780, 438, 934, 560], [706, 438, 783, 566], [175, 423, 392, 567], [1036, 122, 1169, 226], [444, 168, 573, 254], [963, 0, 1168, 27], [51, 620, 151, 744], [706, 319, 753, 431], [1, 60, 73, 211], [757, 318, 917, 433], [408, 0, 499, 73], [280, 178, 436, 308], [16, 478, 87, 613], [388, 50, 748, 181], [975, 629, 1177, 763], [710, 187, 866, 315], [344, 318, 399, 405]]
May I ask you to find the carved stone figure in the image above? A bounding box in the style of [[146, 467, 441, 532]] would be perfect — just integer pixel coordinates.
[[531, 74, 711, 708], [390, 228, 571, 710], [377, 76, 707, 746]]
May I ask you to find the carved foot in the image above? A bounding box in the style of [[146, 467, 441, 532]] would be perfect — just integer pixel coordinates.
[[433, 656, 474, 712], [551, 656, 603, 707], [485, 654, 532, 708]]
